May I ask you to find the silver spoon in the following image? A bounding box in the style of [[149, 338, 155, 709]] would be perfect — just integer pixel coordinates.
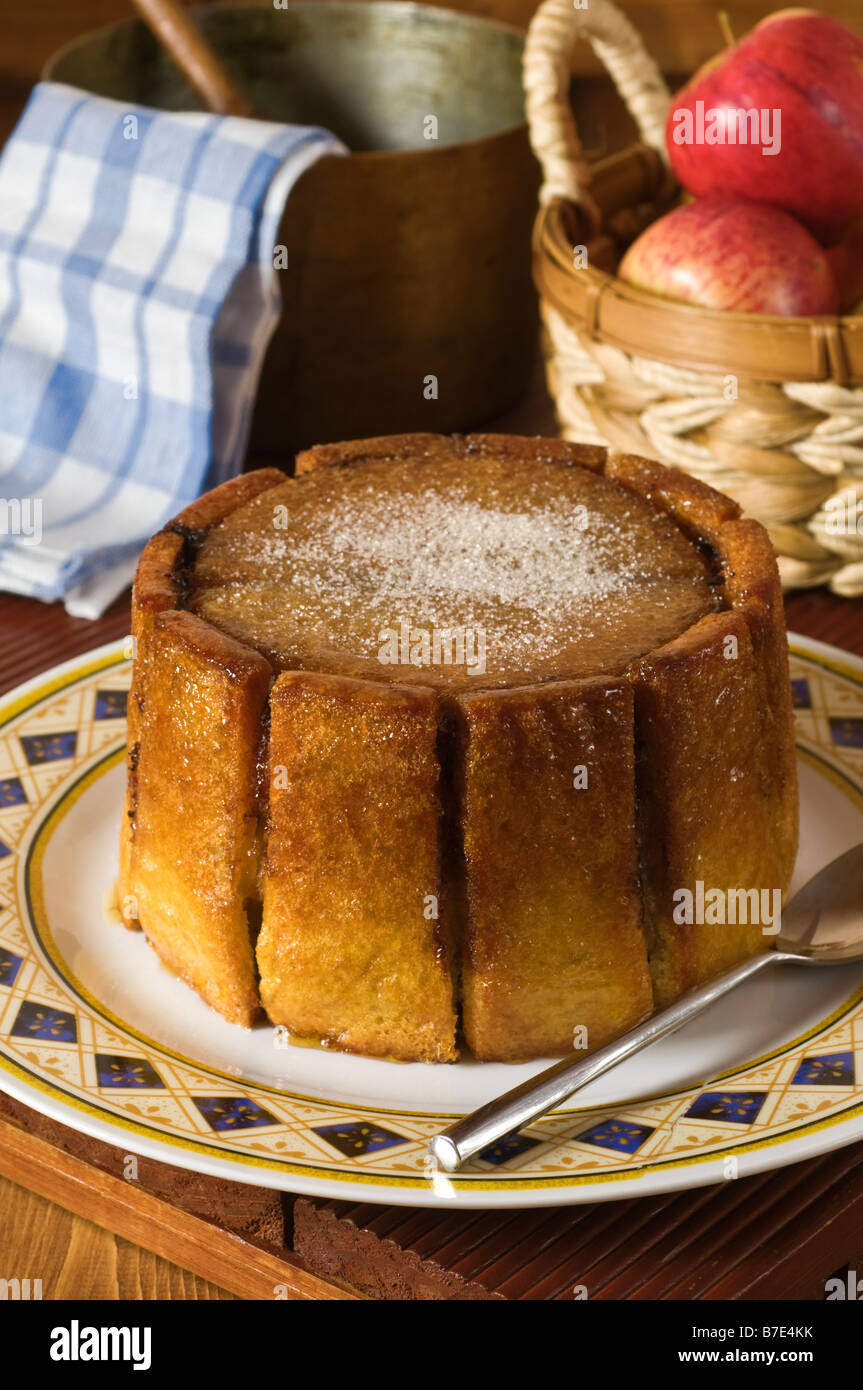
[[428, 843, 863, 1173]]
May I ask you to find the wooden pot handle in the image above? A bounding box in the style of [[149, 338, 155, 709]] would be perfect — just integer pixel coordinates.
[[523, 0, 671, 214], [131, 0, 258, 118]]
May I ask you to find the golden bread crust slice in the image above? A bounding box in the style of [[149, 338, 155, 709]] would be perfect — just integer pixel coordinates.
[[120, 471, 285, 933], [718, 518, 799, 889], [131, 530, 185, 640], [125, 609, 272, 1026], [454, 677, 653, 1062], [464, 433, 607, 472], [605, 450, 741, 544], [295, 434, 452, 476], [119, 530, 186, 927], [631, 610, 783, 1008], [295, 431, 607, 476], [258, 672, 458, 1062], [169, 468, 286, 532]]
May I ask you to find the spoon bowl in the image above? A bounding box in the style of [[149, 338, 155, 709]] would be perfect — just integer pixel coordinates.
[[776, 843, 863, 961]]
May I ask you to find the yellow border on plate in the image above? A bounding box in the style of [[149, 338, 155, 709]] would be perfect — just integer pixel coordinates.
[[0, 649, 124, 731], [2, 1044, 863, 1192], [789, 637, 863, 686]]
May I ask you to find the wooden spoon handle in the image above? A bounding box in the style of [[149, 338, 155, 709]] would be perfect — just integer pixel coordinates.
[[130, 0, 259, 118]]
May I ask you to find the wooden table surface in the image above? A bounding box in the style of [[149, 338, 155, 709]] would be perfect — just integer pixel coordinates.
[[1, 1181, 236, 1299]]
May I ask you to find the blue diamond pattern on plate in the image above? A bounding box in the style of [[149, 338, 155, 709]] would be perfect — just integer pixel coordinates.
[[0, 947, 23, 988], [576, 1118, 655, 1154], [10, 1000, 77, 1042], [19, 732, 77, 765], [0, 841, 11, 859], [685, 1090, 767, 1125], [312, 1121, 409, 1157], [791, 1051, 855, 1086], [0, 778, 26, 807], [95, 1053, 164, 1089], [193, 1096, 279, 1131], [830, 717, 863, 749], [478, 1131, 541, 1165], [94, 690, 128, 720], [790, 678, 811, 709]]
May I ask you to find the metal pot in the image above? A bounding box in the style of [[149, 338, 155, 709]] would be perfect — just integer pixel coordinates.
[[47, 3, 539, 458]]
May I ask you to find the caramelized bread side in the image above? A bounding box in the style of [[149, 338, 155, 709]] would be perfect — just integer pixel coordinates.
[[258, 672, 458, 1062], [118, 469, 286, 1010], [631, 611, 780, 1007], [719, 519, 800, 890], [128, 610, 272, 1026], [605, 451, 795, 1006], [455, 677, 653, 1062], [118, 529, 185, 931]]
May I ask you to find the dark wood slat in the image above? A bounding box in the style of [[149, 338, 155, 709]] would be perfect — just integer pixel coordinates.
[[536, 1178, 777, 1301], [785, 590, 863, 659], [0, 592, 130, 695], [672, 1145, 863, 1300], [297, 1145, 863, 1300]]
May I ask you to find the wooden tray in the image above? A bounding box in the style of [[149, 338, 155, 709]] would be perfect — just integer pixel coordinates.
[[3, 1090, 863, 1300], [0, 1092, 353, 1301]]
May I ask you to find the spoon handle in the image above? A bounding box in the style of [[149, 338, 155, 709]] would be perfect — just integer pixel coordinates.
[[429, 950, 778, 1172], [131, 0, 258, 118]]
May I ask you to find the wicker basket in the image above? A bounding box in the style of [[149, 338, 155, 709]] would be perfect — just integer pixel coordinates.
[[524, 0, 863, 596]]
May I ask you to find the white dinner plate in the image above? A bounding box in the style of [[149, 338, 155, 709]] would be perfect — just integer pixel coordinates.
[[0, 634, 861, 1208]]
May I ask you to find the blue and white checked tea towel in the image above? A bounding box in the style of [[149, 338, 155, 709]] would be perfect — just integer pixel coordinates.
[[0, 82, 344, 618]]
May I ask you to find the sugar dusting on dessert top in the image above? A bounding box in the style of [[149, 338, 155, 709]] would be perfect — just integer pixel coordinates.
[[257, 488, 641, 606], [190, 452, 716, 688]]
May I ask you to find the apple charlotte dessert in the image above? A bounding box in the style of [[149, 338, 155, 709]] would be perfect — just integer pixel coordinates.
[[117, 434, 798, 1062]]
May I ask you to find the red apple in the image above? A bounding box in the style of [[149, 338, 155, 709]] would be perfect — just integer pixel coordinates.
[[667, 10, 863, 242], [618, 199, 840, 316], [826, 217, 863, 312]]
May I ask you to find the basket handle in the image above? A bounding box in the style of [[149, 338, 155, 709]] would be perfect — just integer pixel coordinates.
[[524, 0, 672, 211]]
